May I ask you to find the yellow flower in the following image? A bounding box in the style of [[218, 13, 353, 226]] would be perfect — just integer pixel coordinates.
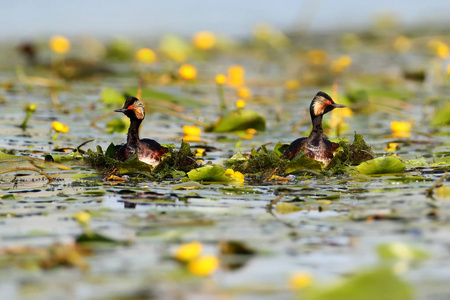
[[225, 169, 245, 183], [393, 35, 411, 52], [183, 125, 201, 142], [26, 103, 37, 113], [52, 121, 69, 133], [237, 87, 251, 99], [235, 99, 246, 109], [49, 35, 71, 54], [385, 142, 399, 152], [285, 79, 301, 91], [391, 121, 411, 138], [330, 55, 352, 73], [233, 171, 244, 183], [179, 64, 197, 80], [215, 74, 227, 85], [174, 241, 203, 262], [187, 255, 219, 276], [307, 49, 328, 65], [227, 65, 245, 87], [73, 211, 91, 226], [194, 149, 206, 157], [135, 48, 157, 63], [437, 43, 449, 59], [192, 31, 216, 50], [289, 272, 314, 290], [428, 39, 449, 58]]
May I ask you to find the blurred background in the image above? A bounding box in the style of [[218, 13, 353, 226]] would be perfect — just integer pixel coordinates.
[[2, 0, 450, 40]]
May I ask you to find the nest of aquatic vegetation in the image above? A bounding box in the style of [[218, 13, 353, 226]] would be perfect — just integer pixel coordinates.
[[326, 132, 374, 174], [225, 133, 374, 178], [225, 143, 290, 178], [85, 141, 200, 180]]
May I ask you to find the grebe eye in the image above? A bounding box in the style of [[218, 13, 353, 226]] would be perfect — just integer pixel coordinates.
[[326, 100, 332, 105], [127, 106, 133, 110]]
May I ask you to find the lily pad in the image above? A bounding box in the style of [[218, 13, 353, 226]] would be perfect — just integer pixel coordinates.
[[125, 87, 204, 107], [275, 202, 302, 214], [357, 157, 406, 175], [309, 267, 413, 300], [205, 109, 266, 133], [431, 102, 450, 126], [187, 165, 238, 183], [285, 155, 323, 174], [101, 87, 125, 106]]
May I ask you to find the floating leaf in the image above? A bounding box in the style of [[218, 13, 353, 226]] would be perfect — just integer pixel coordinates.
[[206, 109, 266, 133], [357, 157, 406, 175], [377, 243, 429, 260], [187, 165, 231, 183], [405, 157, 427, 167], [308, 267, 413, 300], [125, 87, 204, 107], [431, 102, 450, 126], [285, 155, 323, 174], [101, 87, 124, 106], [275, 202, 302, 214], [273, 141, 289, 157], [106, 118, 128, 134]]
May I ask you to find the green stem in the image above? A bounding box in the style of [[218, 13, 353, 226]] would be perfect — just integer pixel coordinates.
[[20, 112, 31, 130], [217, 84, 227, 112], [52, 132, 59, 140]]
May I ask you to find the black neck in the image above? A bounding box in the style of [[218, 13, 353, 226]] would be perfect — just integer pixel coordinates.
[[311, 114, 323, 135], [127, 118, 142, 150]]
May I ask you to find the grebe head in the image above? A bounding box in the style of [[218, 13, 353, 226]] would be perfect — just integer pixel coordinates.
[[310, 91, 346, 118], [114, 97, 145, 120]]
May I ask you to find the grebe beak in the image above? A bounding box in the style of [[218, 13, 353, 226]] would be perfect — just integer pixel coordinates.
[[114, 108, 127, 113], [332, 103, 346, 108]]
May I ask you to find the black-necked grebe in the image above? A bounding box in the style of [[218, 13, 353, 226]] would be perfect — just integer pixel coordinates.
[[284, 91, 346, 165], [114, 97, 167, 167]]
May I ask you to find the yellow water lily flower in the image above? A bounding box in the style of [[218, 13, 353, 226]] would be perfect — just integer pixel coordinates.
[[289, 272, 314, 290], [225, 169, 245, 183], [174, 241, 203, 262], [215, 74, 227, 85], [73, 211, 91, 226], [179, 64, 197, 80], [237, 87, 251, 99], [49, 35, 71, 54], [227, 65, 245, 87], [135, 48, 157, 63], [330, 55, 352, 73], [192, 31, 216, 50], [235, 99, 246, 109], [183, 125, 201, 142], [187, 255, 219, 276], [52, 121, 69, 133], [307, 49, 328, 65], [391, 121, 411, 138]]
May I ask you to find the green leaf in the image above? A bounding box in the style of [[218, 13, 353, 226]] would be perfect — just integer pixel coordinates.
[[405, 157, 427, 167], [0, 152, 21, 160], [100, 87, 125, 106], [357, 157, 406, 175], [187, 165, 231, 183], [106, 118, 128, 134], [308, 267, 413, 300], [377, 243, 429, 260], [273, 141, 289, 157], [206, 109, 266, 133], [125, 87, 204, 107], [105, 143, 122, 158], [275, 202, 302, 214], [431, 102, 450, 126], [285, 155, 323, 174]]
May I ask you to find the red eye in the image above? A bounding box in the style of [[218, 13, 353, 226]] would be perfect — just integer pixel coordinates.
[[326, 100, 332, 105], [127, 106, 133, 110]]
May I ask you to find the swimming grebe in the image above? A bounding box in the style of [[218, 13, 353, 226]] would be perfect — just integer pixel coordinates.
[[114, 97, 167, 167], [283, 91, 346, 165]]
